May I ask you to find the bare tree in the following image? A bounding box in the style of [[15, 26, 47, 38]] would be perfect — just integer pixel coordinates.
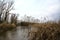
[[22, 15, 40, 23], [11, 14, 18, 24], [0, 0, 14, 23]]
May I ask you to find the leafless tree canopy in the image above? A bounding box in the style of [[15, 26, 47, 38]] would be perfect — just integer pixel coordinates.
[[0, 0, 18, 24], [0, 0, 14, 22]]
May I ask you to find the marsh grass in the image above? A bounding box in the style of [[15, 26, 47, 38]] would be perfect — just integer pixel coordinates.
[[0, 22, 16, 32], [28, 21, 60, 40]]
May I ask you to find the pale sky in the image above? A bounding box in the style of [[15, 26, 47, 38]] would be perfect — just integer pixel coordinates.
[[11, 0, 60, 21]]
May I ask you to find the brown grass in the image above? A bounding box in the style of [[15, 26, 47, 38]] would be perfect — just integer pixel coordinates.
[[28, 21, 60, 40], [0, 23, 16, 32]]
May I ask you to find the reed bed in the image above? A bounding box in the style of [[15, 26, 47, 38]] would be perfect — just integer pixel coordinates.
[[28, 21, 60, 40]]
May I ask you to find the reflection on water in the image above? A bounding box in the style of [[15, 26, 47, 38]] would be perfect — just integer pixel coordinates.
[[0, 26, 31, 40]]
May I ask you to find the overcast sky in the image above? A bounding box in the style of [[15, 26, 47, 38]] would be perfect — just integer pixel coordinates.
[[11, 0, 60, 21]]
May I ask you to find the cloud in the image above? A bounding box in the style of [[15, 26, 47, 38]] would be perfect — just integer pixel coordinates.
[[14, 0, 59, 20]]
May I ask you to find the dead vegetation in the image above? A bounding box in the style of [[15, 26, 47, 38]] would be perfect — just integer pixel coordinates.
[[0, 0, 18, 32], [28, 21, 60, 40], [0, 22, 16, 32]]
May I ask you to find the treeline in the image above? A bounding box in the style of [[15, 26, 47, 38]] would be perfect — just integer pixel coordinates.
[[21, 15, 40, 23], [0, 0, 18, 24]]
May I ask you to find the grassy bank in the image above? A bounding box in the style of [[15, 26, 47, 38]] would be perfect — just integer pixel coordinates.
[[28, 21, 60, 40], [0, 22, 16, 32]]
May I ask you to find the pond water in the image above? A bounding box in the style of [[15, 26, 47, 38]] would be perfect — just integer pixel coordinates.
[[0, 26, 31, 40]]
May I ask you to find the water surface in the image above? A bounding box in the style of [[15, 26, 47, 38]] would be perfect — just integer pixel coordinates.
[[0, 26, 30, 40]]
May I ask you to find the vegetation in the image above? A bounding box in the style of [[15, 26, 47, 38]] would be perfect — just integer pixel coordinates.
[[0, 0, 60, 40], [19, 16, 60, 40], [0, 0, 18, 31], [28, 20, 60, 40]]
